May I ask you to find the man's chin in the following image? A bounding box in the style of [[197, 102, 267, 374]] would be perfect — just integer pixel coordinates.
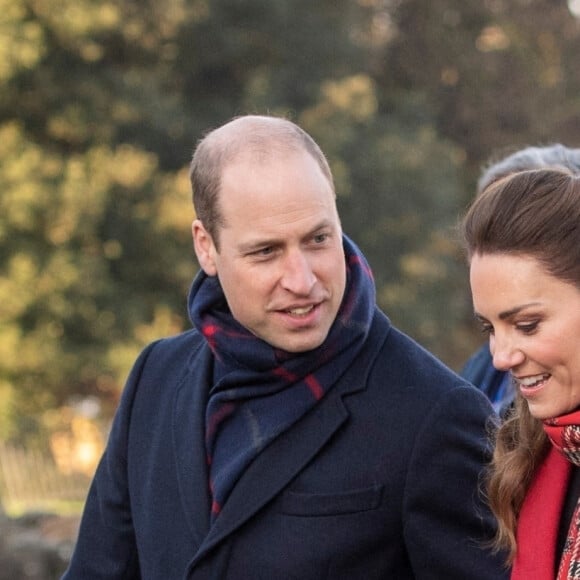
[[267, 332, 328, 354]]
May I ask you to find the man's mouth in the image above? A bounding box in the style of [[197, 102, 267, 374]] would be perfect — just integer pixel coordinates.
[[285, 305, 315, 316]]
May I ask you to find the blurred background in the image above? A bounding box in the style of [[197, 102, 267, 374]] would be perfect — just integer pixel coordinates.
[[1, 0, 580, 575]]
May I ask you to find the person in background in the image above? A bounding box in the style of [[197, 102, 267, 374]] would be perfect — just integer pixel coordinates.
[[63, 115, 508, 579], [461, 168, 580, 579], [461, 144, 580, 417]]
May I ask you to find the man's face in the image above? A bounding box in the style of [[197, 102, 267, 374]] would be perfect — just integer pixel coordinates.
[[193, 149, 346, 353]]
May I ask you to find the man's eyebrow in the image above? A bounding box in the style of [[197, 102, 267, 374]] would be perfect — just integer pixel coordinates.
[[306, 219, 335, 235], [238, 220, 336, 253], [238, 238, 279, 253]]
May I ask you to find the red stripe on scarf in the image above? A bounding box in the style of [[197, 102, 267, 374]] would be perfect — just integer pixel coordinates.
[[349, 254, 374, 280], [205, 402, 236, 441], [273, 368, 323, 400], [273, 367, 297, 382], [201, 323, 219, 351], [211, 499, 221, 516], [305, 374, 323, 400]]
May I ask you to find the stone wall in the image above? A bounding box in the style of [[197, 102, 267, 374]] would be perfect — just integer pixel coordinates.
[[0, 510, 78, 580]]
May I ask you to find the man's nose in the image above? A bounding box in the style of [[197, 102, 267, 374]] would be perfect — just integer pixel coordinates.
[[280, 251, 316, 295]]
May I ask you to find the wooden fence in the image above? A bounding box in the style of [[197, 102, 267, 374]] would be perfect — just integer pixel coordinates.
[[0, 442, 91, 515]]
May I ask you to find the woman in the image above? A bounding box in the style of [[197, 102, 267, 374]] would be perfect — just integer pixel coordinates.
[[461, 144, 580, 417], [461, 168, 580, 579]]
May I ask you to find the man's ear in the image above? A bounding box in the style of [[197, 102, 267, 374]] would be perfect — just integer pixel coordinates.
[[192, 219, 218, 276]]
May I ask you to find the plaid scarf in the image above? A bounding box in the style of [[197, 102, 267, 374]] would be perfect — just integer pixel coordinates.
[[544, 410, 580, 580], [188, 235, 375, 522]]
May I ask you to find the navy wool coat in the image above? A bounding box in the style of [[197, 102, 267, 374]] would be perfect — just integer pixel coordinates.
[[64, 308, 509, 579]]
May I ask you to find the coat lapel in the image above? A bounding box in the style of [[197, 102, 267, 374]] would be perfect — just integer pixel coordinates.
[[188, 382, 358, 569], [173, 340, 214, 546]]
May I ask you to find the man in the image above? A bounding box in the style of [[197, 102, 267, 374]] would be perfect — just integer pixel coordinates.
[[64, 115, 508, 579]]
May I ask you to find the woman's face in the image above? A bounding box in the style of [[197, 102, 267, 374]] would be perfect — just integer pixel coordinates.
[[470, 253, 580, 420]]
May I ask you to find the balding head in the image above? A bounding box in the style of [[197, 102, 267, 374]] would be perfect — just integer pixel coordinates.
[[189, 115, 334, 249]]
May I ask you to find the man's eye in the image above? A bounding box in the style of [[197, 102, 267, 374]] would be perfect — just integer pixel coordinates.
[[313, 233, 328, 244], [252, 246, 273, 257]]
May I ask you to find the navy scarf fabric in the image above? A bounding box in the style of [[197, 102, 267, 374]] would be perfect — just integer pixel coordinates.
[[188, 235, 375, 522]]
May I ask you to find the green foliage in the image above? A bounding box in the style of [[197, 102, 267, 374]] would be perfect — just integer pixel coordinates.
[[300, 79, 467, 359], [2, 0, 580, 441]]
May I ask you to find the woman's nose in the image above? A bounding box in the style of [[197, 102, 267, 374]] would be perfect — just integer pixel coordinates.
[[490, 333, 525, 371]]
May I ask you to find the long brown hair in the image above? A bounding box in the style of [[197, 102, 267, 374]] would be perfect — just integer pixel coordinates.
[[461, 168, 580, 560]]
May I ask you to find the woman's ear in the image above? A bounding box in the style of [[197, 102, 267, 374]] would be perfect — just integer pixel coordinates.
[[192, 219, 218, 276]]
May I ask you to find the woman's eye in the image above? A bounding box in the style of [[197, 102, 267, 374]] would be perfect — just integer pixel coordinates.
[[517, 321, 539, 334], [479, 324, 493, 336]]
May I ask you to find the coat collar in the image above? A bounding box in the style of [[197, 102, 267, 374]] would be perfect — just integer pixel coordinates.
[[173, 338, 213, 546]]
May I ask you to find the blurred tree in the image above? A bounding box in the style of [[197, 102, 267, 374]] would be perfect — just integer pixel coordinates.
[[2, 0, 580, 445], [300, 76, 467, 363], [0, 0, 195, 442], [0, 0, 378, 442], [380, 0, 580, 166], [376, 0, 580, 362]]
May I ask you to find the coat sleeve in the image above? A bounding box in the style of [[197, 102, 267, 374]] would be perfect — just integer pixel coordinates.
[[402, 384, 511, 579], [62, 342, 160, 579]]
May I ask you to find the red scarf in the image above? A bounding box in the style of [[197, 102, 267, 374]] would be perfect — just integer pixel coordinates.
[[512, 447, 570, 579], [512, 409, 580, 580]]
